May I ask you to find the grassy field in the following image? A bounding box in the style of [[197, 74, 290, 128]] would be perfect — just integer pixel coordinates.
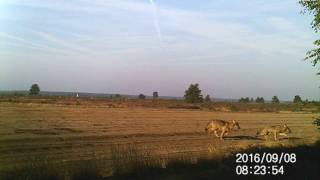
[[0, 98, 319, 179]]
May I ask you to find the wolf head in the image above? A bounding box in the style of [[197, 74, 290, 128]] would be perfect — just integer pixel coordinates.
[[232, 120, 241, 129], [283, 124, 292, 133]]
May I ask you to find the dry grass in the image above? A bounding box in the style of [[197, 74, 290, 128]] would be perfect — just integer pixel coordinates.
[[2, 141, 320, 179], [0, 98, 319, 178]]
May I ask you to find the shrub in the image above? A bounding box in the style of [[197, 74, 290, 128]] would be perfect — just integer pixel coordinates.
[[313, 117, 320, 129], [138, 94, 146, 99]]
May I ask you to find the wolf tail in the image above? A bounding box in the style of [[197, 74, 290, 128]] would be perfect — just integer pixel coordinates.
[[256, 129, 261, 136]]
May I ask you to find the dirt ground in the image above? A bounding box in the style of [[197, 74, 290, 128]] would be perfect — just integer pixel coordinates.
[[0, 102, 319, 175]]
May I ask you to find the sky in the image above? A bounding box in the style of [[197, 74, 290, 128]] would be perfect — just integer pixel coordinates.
[[0, 0, 319, 101]]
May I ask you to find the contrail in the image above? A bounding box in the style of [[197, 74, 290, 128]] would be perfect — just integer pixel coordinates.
[[149, 0, 162, 42]]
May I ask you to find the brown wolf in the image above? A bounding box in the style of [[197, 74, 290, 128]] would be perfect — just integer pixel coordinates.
[[256, 124, 292, 141], [205, 119, 240, 140]]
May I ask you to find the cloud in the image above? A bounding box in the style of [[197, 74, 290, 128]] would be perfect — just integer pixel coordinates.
[[266, 17, 296, 31], [33, 31, 97, 55], [1, 0, 314, 60], [1, 0, 318, 99], [0, 32, 72, 55]]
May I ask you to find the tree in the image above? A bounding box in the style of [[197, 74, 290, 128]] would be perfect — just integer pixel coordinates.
[[153, 91, 158, 99], [239, 97, 250, 103], [272, 96, 280, 104], [255, 97, 264, 103], [293, 95, 302, 103], [300, 1, 320, 74], [250, 98, 254, 102], [138, 94, 146, 99], [205, 94, 211, 102], [184, 83, 203, 103], [300, 1, 320, 131], [29, 84, 40, 95]]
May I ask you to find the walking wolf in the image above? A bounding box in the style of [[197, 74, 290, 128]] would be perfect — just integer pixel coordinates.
[[256, 124, 292, 141], [205, 119, 240, 140]]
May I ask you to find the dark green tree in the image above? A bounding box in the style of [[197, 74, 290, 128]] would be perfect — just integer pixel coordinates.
[[293, 95, 302, 103], [300, 1, 320, 130], [184, 83, 203, 103], [138, 94, 146, 99], [272, 96, 280, 104], [239, 97, 250, 103], [153, 91, 158, 99], [255, 97, 265, 103], [29, 84, 40, 95], [300, 1, 320, 74]]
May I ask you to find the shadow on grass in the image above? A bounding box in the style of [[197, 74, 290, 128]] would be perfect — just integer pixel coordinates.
[[109, 140, 320, 180], [224, 135, 302, 141], [1, 141, 320, 180], [0, 157, 104, 180], [224, 135, 260, 140]]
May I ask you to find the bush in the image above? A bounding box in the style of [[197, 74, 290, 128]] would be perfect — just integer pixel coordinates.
[[313, 117, 320, 129], [138, 94, 146, 99]]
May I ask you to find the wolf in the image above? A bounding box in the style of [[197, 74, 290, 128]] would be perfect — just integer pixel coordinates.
[[256, 124, 292, 141], [205, 119, 240, 140]]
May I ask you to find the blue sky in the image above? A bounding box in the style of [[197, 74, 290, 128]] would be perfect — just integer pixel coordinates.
[[0, 0, 319, 100]]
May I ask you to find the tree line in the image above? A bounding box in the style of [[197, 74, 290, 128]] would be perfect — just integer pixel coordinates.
[[26, 83, 308, 104], [184, 83, 305, 104]]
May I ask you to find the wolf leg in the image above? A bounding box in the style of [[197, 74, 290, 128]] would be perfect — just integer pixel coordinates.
[[280, 133, 289, 139], [220, 130, 225, 140], [214, 130, 219, 137]]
